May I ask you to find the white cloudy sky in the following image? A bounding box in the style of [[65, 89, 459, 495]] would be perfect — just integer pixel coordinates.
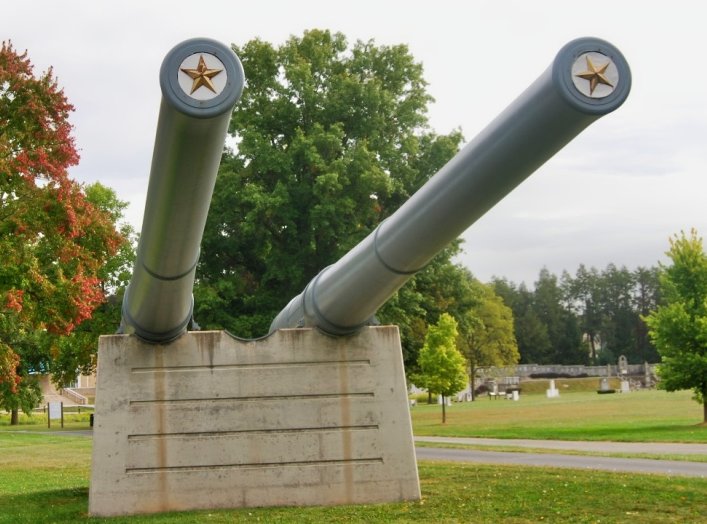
[[5, 0, 705, 286]]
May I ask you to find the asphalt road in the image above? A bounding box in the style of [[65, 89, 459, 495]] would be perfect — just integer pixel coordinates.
[[414, 437, 707, 478], [13, 430, 707, 477], [414, 436, 707, 455]]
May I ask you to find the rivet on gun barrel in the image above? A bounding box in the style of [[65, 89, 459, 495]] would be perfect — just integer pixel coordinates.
[[269, 37, 631, 336], [119, 38, 245, 343]]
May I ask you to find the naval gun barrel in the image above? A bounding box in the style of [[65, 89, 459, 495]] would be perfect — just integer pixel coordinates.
[[120, 38, 244, 343], [270, 37, 631, 336]]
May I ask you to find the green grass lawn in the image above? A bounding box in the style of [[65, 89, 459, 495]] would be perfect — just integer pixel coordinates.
[[0, 411, 93, 431], [0, 432, 705, 523], [412, 389, 707, 442]]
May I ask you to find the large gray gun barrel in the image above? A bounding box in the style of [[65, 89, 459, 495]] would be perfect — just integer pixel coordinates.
[[120, 38, 244, 343], [270, 37, 631, 336]]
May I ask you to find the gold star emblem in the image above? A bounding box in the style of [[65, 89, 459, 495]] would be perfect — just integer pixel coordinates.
[[180, 55, 223, 95], [575, 55, 613, 95]]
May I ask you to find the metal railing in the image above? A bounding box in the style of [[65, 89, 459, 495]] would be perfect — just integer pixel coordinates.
[[61, 388, 88, 405]]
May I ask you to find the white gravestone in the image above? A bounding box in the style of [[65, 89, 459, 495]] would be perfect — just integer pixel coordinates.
[[546, 379, 560, 398]]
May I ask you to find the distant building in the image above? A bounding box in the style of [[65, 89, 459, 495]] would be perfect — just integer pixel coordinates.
[[37, 373, 96, 406]]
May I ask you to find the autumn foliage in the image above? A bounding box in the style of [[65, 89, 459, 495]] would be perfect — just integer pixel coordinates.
[[1, 42, 122, 399]]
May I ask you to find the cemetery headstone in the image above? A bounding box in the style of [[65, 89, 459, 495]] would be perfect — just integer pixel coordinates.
[[546, 379, 560, 398]]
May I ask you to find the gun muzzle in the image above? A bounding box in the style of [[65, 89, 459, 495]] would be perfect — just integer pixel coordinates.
[[120, 38, 244, 343]]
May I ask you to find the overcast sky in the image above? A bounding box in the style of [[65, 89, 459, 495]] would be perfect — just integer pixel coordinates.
[[5, 1, 705, 286]]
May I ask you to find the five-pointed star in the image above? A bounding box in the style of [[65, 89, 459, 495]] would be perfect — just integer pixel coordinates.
[[575, 55, 613, 95], [180, 55, 223, 95]]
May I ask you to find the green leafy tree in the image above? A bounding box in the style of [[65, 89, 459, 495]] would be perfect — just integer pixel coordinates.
[[50, 183, 136, 388], [633, 266, 661, 362], [381, 247, 479, 375], [195, 29, 462, 338], [644, 229, 707, 423], [0, 329, 43, 421], [82, 183, 135, 296], [459, 283, 519, 399], [416, 313, 467, 423], [0, 42, 123, 423]]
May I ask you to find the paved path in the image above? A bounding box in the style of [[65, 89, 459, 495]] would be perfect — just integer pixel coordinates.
[[414, 437, 707, 478], [414, 436, 707, 455], [10, 431, 706, 477]]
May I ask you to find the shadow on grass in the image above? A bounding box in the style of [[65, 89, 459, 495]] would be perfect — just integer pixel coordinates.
[[0, 487, 88, 523]]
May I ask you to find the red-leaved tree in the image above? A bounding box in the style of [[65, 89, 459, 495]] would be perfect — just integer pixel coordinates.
[[1, 41, 123, 423]]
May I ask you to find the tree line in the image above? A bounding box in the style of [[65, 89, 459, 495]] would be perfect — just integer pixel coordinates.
[[492, 264, 661, 367]]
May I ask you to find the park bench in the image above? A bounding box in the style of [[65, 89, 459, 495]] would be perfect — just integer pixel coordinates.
[[487, 388, 503, 400]]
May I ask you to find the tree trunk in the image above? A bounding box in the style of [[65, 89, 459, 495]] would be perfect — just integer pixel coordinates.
[[442, 395, 446, 424], [10, 408, 19, 426], [427, 391, 432, 404], [468, 364, 476, 401], [703, 399, 706, 425], [589, 333, 597, 363]]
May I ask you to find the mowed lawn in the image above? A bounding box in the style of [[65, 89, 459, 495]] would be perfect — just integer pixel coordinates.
[[0, 431, 706, 523], [412, 389, 707, 442], [1, 388, 706, 522]]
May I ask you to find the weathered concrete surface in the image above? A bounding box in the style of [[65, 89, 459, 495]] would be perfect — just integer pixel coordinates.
[[89, 327, 419, 516]]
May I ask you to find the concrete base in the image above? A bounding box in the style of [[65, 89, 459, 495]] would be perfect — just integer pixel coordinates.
[[89, 327, 420, 516]]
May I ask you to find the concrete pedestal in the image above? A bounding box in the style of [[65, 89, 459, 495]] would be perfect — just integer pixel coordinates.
[[89, 327, 420, 517]]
